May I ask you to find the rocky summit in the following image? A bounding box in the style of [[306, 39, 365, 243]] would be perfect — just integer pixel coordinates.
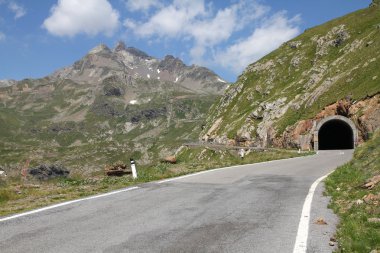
[[50, 41, 227, 95], [0, 42, 228, 171], [201, 3, 380, 150]]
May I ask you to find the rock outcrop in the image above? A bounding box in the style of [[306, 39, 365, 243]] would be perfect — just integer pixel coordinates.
[[28, 164, 70, 180], [201, 4, 380, 149], [278, 95, 380, 150]]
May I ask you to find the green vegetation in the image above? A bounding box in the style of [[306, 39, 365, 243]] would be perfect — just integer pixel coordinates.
[[203, 4, 380, 140], [0, 86, 218, 171], [325, 130, 380, 252], [0, 148, 310, 217]]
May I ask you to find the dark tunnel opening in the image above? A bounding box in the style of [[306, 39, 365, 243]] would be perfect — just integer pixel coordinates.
[[318, 119, 354, 150]]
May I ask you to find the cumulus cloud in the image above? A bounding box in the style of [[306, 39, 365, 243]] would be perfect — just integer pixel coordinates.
[[124, 0, 301, 76], [124, 0, 279, 63], [43, 0, 120, 37], [188, 1, 269, 62], [214, 12, 301, 74], [125, 0, 206, 38], [8, 1, 26, 19], [125, 0, 161, 12]]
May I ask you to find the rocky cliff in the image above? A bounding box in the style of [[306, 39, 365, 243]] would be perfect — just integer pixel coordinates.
[[201, 3, 380, 149]]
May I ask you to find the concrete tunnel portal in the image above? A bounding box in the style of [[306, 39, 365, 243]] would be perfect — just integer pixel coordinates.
[[314, 115, 357, 151]]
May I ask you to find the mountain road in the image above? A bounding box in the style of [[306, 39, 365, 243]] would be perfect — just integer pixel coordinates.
[[0, 150, 353, 253]]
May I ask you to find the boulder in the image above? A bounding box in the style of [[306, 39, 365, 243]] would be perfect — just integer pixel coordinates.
[[0, 169, 6, 178], [105, 162, 131, 176], [162, 156, 177, 164], [362, 175, 380, 189], [28, 164, 70, 180]]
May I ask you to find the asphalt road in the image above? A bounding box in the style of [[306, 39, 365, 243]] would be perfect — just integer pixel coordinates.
[[0, 150, 353, 253]]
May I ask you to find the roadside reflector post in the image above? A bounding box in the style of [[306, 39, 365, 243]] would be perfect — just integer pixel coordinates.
[[239, 148, 245, 159], [130, 158, 137, 179]]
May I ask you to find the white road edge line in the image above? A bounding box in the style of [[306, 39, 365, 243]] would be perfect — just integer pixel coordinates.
[[0, 153, 317, 222], [158, 154, 315, 184], [0, 186, 139, 223], [292, 172, 332, 253]]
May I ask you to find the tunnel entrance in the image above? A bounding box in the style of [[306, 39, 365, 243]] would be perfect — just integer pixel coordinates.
[[318, 119, 354, 150], [314, 115, 357, 151]]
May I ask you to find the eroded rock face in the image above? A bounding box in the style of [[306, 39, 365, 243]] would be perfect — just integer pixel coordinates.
[[279, 94, 380, 149], [312, 25, 350, 57], [103, 85, 124, 96], [127, 107, 167, 123]]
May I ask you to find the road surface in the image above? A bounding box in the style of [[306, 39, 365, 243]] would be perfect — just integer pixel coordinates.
[[0, 150, 353, 253]]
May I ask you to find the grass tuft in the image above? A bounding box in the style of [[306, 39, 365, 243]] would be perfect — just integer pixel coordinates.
[[325, 130, 380, 252]]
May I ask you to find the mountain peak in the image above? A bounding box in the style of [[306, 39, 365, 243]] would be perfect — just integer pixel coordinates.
[[89, 44, 111, 54], [158, 55, 185, 72], [124, 47, 151, 59], [114, 41, 126, 52]]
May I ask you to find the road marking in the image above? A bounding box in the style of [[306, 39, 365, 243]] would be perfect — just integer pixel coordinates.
[[158, 154, 313, 184], [292, 172, 332, 253], [0, 186, 139, 223], [0, 154, 317, 222], [157, 167, 231, 184]]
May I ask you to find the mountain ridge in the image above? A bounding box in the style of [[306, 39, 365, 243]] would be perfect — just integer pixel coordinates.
[[49, 41, 227, 95]]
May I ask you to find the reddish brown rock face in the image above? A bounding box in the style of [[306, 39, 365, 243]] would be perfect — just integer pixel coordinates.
[[278, 94, 380, 150]]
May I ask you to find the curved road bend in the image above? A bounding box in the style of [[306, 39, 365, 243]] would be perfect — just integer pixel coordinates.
[[0, 150, 353, 253]]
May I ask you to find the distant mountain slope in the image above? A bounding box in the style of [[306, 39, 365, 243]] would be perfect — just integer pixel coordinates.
[[0, 42, 228, 170], [201, 2, 380, 149], [50, 42, 227, 95]]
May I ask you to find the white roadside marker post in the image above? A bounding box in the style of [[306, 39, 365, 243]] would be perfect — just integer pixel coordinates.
[[239, 148, 245, 160], [130, 158, 137, 179]]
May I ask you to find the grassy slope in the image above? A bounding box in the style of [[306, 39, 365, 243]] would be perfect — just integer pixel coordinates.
[[276, 6, 380, 133], [0, 148, 309, 217], [0, 81, 216, 171], [204, 5, 380, 139], [325, 130, 380, 252]]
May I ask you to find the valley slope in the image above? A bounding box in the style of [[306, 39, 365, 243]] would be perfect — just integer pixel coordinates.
[[0, 42, 228, 172]]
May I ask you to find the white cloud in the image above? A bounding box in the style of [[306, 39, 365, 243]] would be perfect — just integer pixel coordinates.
[[124, 0, 301, 76], [0, 32, 5, 41], [125, 0, 161, 12], [8, 1, 26, 19], [43, 0, 120, 37], [125, 0, 271, 62], [214, 12, 301, 74], [125, 0, 206, 38], [0, 1, 26, 19], [188, 1, 269, 61]]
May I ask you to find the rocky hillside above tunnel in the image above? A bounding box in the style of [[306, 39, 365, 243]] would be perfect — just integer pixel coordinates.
[[201, 2, 380, 150]]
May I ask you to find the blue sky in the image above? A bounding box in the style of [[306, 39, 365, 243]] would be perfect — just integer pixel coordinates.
[[0, 0, 371, 82]]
